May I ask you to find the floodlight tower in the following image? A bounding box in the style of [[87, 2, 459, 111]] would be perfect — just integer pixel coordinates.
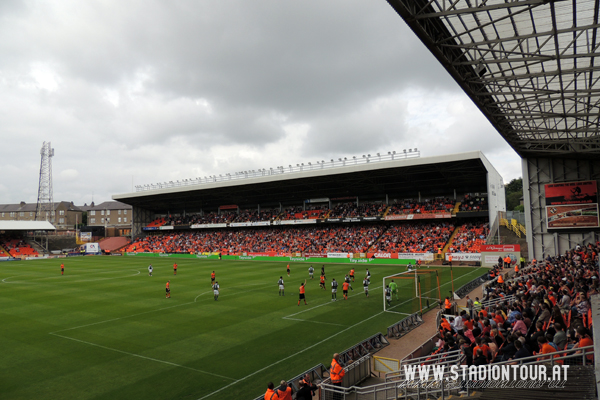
[[35, 141, 55, 224]]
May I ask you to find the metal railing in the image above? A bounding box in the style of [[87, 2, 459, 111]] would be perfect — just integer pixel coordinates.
[[454, 272, 488, 299], [398, 348, 464, 370], [337, 332, 389, 367], [490, 344, 594, 367], [251, 364, 326, 400], [319, 354, 373, 391], [480, 294, 516, 310], [135, 151, 420, 192], [317, 346, 594, 400], [386, 312, 423, 339]]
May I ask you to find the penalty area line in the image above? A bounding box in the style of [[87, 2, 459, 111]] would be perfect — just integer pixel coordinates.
[[196, 309, 387, 400], [283, 284, 383, 319], [50, 332, 236, 381]]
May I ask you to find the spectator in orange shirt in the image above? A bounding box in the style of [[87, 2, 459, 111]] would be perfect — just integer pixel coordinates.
[[574, 327, 594, 363]]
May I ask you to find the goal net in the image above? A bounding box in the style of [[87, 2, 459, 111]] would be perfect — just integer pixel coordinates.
[[382, 269, 441, 315]]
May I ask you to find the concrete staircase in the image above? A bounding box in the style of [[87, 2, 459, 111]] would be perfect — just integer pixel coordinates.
[[499, 226, 528, 259]]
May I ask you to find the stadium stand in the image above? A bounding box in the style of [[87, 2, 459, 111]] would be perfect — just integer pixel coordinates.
[[446, 222, 490, 253], [328, 202, 387, 218], [146, 217, 166, 227], [430, 243, 598, 369], [0, 237, 39, 258], [279, 205, 326, 221], [459, 194, 488, 212], [372, 222, 454, 253], [387, 198, 455, 215], [231, 209, 279, 222], [125, 224, 388, 254]]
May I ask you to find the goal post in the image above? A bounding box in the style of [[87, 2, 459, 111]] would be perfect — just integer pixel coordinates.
[[383, 268, 441, 315]]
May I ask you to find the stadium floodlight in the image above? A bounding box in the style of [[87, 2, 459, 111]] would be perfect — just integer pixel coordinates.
[[414, 148, 418, 152], [308, 162, 311, 165], [368, 154, 371, 157]]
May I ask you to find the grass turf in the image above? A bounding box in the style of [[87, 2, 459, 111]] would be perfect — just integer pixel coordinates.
[[0, 257, 485, 400]]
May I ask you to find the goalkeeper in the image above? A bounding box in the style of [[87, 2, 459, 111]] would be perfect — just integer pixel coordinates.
[[389, 279, 399, 300]]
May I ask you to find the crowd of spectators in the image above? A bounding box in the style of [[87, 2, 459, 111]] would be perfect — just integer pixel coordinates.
[[143, 198, 473, 228], [436, 243, 598, 369], [387, 198, 455, 215], [372, 222, 454, 253], [125, 224, 386, 254], [328, 202, 386, 218], [0, 236, 39, 257], [446, 222, 490, 253], [280, 205, 327, 221], [459, 194, 488, 212], [231, 209, 279, 223]]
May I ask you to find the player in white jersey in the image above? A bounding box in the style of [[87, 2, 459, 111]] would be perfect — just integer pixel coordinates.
[[363, 277, 370, 298], [331, 278, 338, 301], [308, 265, 314, 279], [148, 264, 153, 276], [213, 281, 220, 301], [385, 285, 392, 306], [278, 276, 285, 296]]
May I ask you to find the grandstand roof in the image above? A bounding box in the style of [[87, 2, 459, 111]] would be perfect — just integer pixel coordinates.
[[113, 151, 497, 213], [0, 221, 56, 231], [387, 0, 600, 158]]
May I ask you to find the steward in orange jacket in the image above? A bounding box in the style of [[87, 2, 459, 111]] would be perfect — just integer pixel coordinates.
[[264, 382, 279, 400], [330, 353, 345, 386]]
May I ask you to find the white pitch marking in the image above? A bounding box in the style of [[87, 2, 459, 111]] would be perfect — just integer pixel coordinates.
[[50, 301, 196, 334], [50, 333, 235, 381], [281, 317, 345, 327], [197, 267, 488, 400], [1, 269, 142, 284], [283, 284, 383, 319]]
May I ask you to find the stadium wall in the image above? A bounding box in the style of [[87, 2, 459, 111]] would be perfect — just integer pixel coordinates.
[[122, 252, 416, 265], [522, 156, 600, 259]]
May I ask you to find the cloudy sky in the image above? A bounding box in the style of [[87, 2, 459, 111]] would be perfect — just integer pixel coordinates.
[[0, 0, 521, 206]]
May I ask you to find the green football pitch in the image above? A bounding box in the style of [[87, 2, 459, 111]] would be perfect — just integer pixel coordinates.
[[0, 257, 485, 400]]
